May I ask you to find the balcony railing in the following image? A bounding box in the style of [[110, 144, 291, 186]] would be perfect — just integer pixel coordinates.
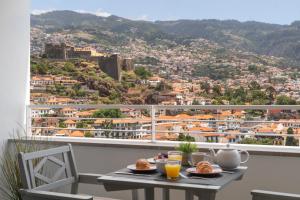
[[27, 104, 300, 147]]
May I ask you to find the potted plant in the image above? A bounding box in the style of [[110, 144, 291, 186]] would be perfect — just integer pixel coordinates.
[[176, 142, 198, 166], [0, 131, 46, 200]]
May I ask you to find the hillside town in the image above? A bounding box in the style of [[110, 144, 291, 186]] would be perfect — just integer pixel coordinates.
[[30, 31, 300, 145]]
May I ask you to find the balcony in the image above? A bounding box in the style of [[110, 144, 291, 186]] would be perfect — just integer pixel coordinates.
[[10, 133, 300, 200], [12, 104, 298, 199]]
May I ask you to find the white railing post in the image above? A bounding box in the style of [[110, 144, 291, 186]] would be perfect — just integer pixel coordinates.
[[26, 105, 32, 136], [151, 105, 156, 143]]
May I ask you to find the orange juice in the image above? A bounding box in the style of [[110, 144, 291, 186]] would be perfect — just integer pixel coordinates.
[[168, 155, 183, 161], [168, 151, 183, 162], [165, 162, 181, 180]]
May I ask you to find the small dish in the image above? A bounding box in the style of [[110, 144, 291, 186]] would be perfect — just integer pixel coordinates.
[[147, 158, 156, 164], [155, 159, 168, 174], [127, 164, 157, 173]]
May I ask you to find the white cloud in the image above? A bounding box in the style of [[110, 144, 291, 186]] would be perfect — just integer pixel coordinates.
[[75, 9, 111, 17], [94, 9, 112, 17], [31, 9, 54, 15], [136, 15, 150, 21]]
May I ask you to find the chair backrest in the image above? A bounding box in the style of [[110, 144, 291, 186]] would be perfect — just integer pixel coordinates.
[[18, 144, 79, 192], [252, 190, 300, 200]]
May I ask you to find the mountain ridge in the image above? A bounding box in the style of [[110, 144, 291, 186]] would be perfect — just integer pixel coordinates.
[[31, 10, 300, 64]]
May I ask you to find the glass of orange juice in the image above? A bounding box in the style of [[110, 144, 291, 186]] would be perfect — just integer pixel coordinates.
[[165, 160, 181, 180], [168, 151, 183, 162]]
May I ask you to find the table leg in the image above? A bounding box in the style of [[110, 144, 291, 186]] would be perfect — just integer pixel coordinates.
[[185, 190, 194, 200], [162, 188, 170, 200], [195, 191, 216, 200], [132, 189, 138, 200], [144, 187, 154, 200]]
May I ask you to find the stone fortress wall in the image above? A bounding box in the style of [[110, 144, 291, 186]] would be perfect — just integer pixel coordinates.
[[44, 43, 134, 81]]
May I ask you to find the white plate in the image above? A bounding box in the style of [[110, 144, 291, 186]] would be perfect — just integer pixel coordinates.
[[127, 164, 157, 173], [186, 165, 222, 176]]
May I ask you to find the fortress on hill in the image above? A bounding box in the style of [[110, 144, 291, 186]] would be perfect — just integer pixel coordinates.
[[44, 43, 134, 81]]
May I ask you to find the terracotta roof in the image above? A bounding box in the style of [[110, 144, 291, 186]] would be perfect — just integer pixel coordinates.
[[94, 119, 106, 124], [94, 118, 151, 124], [256, 128, 275, 133], [76, 110, 96, 117], [64, 119, 76, 124], [189, 127, 215, 132], [226, 135, 237, 139], [193, 115, 215, 120], [61, 107, 77, 112], [175, 114, 192, 119], [220, 111, 232, 117], [69, 131, 84, 137], [56, 130, 69, 136], [143, 133, 177, 141]]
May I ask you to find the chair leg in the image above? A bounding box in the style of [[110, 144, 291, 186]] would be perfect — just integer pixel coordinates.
[[132, 189, 138, 200], [162, 188, 170, 200], [71, 182, 78, 194], [185, 190, 194, 200]]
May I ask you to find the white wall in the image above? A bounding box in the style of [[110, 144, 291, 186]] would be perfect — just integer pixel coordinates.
[[0, 0, 30, 141]]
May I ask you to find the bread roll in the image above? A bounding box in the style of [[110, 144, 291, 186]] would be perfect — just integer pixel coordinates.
[[136, 159, 151, 170], [196, 161, 213, 173]]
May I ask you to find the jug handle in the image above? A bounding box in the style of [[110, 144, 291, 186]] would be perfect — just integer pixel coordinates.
[[239, 150, 250, 164], [204, 154, 214, 163]]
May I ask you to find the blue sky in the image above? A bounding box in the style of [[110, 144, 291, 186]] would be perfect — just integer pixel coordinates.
[[31, 0, 300, 25]]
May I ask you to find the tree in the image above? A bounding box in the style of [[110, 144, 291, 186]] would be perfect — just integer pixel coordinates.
[[276, 95, 297, 105], [248, 81, 261, 90], [212, 97, 224, 105], [285, 127, 298, 146], [100, 120, 113, 138], [72, 83, 82, 91], [31, 62, 49, 75], [200, 82, 211, 94], [239, 138, 277, 145], [247, 90, 269, 105], [54, 84, 66, 95], [134, 67, 152, 79], [58, 120, 66, 128], [265, 86, 277, 102], [63, 62, 76, 73], [76, 121, 88, 128], [155, 81, 172, 91], [248, 65, 265, 75], [92, 109, 123, 118], [192, 99, 200, 105], [212, 85, 222, 96], [84, 131, 94, 138], [177, 133, 195, 142]]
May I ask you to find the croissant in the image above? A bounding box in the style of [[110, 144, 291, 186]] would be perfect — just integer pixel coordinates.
[[136, 159, 151, 170], [196, 161, 213, 173]]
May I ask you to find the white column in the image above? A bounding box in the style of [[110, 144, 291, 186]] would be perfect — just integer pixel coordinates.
[[0, 0, 30, 143]]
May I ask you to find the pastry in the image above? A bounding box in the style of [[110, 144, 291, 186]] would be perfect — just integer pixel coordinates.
[[136, 159, 151, 170], [196, 161, 213, 173]]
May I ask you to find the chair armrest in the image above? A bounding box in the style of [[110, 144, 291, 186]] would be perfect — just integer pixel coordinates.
[[79, 173, 103, 185], [20, 189, 93, 200], [251, 190, 300, 200]]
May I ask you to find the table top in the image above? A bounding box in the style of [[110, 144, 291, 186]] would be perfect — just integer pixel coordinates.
[[97, 166, 248, 192]]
